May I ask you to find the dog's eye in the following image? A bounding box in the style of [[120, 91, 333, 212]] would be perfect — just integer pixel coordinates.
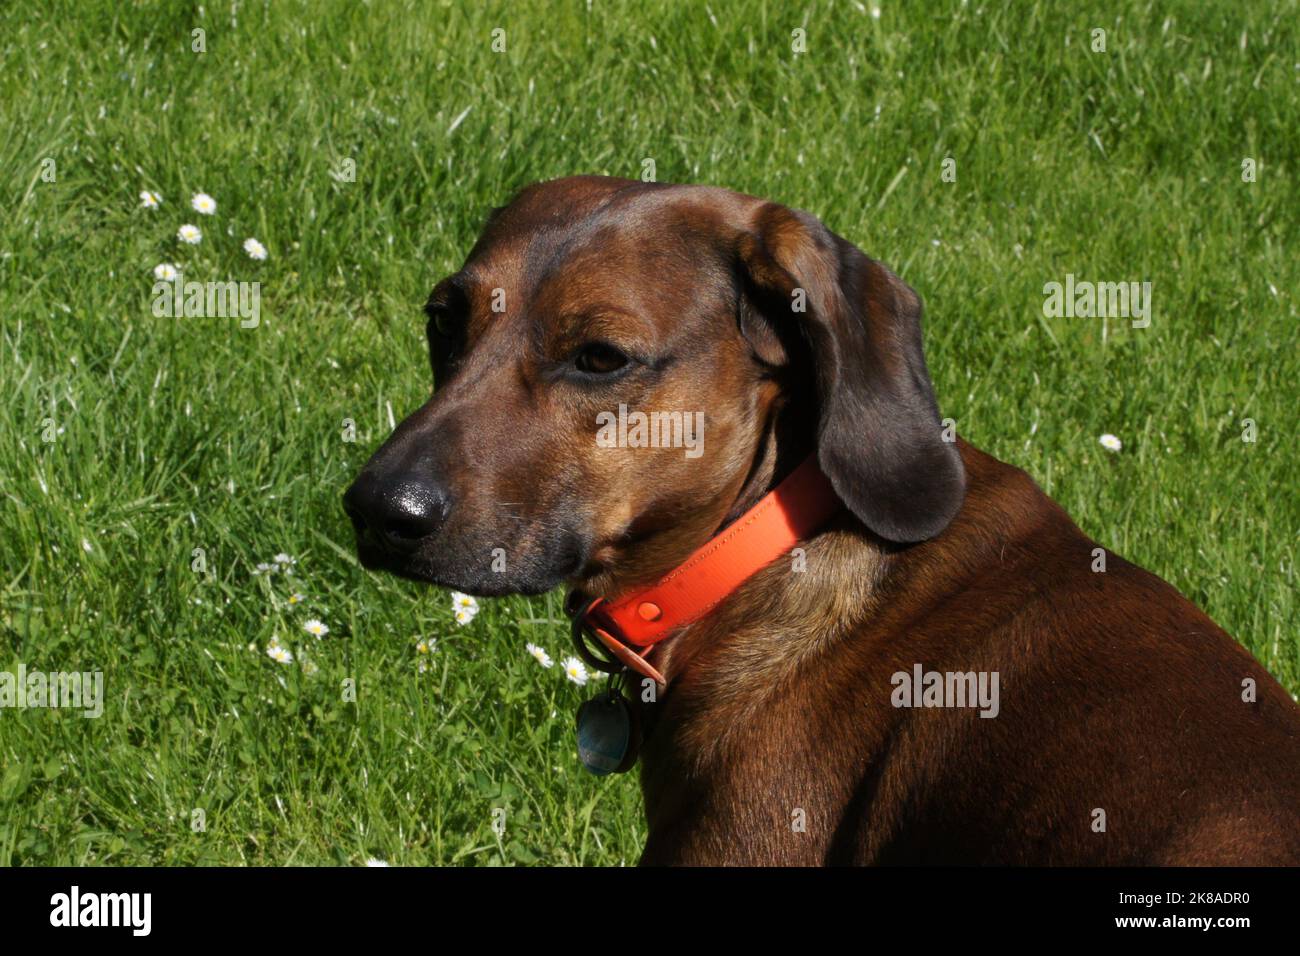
[[573, 342, 630, 376], [425, 304, 465, 388], [427, 305, 457, 338]]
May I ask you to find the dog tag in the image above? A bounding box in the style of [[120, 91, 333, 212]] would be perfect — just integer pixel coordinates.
[[575, 690, 638, 776]]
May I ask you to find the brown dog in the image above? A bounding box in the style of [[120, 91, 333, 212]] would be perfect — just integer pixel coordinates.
[[344, 176, 1300, 865]]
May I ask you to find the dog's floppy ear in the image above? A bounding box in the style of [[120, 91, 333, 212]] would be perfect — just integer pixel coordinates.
[[736, 202, 965, 543]]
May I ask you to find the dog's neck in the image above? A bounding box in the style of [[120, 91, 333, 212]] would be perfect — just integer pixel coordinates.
[[632, 443, 1020, 854], [628, 511, 891, 859], [644, 440, 1013, 697], [716, 395, 813, 533], [645, 510, 889, 693], [613, 403, 854, 687]]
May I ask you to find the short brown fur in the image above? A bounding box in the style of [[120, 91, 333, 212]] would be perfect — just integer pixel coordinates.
[[345, 176, 1300, 866]]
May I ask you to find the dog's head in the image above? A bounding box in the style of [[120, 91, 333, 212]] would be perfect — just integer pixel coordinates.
[[343, 176, 964, 597]]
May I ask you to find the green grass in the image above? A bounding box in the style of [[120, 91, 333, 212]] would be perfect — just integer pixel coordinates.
[[0, 0, 1296, 865]]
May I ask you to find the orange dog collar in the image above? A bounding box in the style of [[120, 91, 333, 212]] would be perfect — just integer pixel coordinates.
[[568, 455, 841, 685]]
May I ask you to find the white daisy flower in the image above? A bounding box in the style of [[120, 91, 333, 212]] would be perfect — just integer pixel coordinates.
[[415, 638, 437, 655], [177, 223, 202, 244], [287, 592, 305, 606], [243, 237, 268, 260], [303, 618, 329, 638], [561, 656, 588, 687], [153, 262, 179, 281], [416, 658, 430, 674], [365, 859, 389, 867], [450, 592, 479, 625], [139, 190, 162, 209], [526, 643, 554, 668], [273, 552, 295, 567], [451, 592, 479, 614], [267, 644, 294, 664], [191, 192, 217, 215], [252, 562, 276, 575], [1099, 433, 1123, 453]]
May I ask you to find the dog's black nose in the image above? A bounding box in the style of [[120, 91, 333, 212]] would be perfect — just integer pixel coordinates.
[[343, 471, 451, 554]]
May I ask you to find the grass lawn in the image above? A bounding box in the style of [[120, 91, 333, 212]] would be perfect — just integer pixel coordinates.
[[0, 0, 1295, 865]]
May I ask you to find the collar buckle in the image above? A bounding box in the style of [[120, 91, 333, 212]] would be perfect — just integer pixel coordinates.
[[566, 591, 667, 686]]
